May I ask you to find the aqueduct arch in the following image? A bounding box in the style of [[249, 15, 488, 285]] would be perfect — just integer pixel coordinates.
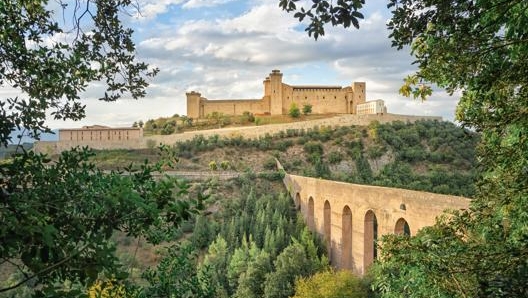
[[308, 197, 315, 230], [281, 168, 470, 275], [342, 206, 353, 270], [295, 193, 301, 211], [363, 210, 378, 270], [323, 200, 331, 258], [395, 218, 411, 236]]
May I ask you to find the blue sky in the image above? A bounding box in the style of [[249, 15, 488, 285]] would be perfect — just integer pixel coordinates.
[[31, 0, 461, 128]]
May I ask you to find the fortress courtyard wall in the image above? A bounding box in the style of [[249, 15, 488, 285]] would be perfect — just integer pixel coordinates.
[[200, 98, 270, 117], [282, 86, 350, 115]]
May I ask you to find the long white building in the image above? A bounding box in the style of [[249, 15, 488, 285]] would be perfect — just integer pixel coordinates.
[[356, 99, 387, 115]]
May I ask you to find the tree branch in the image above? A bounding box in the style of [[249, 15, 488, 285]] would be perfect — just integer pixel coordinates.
[[0, 243, 90, 293]]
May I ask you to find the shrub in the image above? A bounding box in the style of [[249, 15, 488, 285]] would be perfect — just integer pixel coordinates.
[[257, 171, 285, 181], [263, 157, 277, 170], [289, 103, 301, 118], [275, 140, 293, 152], [220, 160, 230, 170], [302, 104, 312, 115], [327, 151, 343, 164], [292, 270, 370, 298], [208, 161, 218, 171], [304, 141, 324, 155], [160, 122, 176, 135], [242, 111, 255, 123]]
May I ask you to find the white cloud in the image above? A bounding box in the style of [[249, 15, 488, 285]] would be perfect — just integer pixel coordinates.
[[183, 0, 237, 9], [134, 0, 186, 19], [219, 4, 297, 34]]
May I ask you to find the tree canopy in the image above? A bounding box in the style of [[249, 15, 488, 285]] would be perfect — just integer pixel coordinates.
[[282, 0, 528, 296], [0, 1, 199, 296], [0, 0, 157, 144]]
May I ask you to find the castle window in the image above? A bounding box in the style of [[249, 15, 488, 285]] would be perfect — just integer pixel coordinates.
[[305, 96, 307, 99], [323, 96, 325, 99]]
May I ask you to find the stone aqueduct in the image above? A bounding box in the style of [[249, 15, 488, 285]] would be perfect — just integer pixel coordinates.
[[279, 164, 470, 275]]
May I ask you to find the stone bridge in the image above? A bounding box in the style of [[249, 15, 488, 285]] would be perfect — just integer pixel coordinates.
[[280, 167, 470, 275]]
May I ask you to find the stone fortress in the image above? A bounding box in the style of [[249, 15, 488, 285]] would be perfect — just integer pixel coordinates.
[[186, 69, 387, 119]]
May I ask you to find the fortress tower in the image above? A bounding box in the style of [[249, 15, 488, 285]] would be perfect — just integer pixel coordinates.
[[269, 69, 283, 115], [186, 91, 202, 119], [351, 82, 366, 114]]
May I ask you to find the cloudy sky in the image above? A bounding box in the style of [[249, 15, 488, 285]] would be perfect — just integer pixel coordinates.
[[42, 0, 459, 128]]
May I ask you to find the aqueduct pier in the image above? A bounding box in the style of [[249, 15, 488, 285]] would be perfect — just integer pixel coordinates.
[[280, 166, 470, 275]]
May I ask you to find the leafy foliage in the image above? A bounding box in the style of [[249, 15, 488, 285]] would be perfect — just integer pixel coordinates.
[[281, 0, 528, 295], [178, 180, 329, 298], [302, 104, 312, 115], [288, 103, 301, 118], [279, 0, 365, 39], [0, 0, 157, 144], [0, 147, 203, 296], [292, 270, 370, 298], [140, 243, 215, 298], [0, 1, 207, 296], [375, 1, 528, 296]]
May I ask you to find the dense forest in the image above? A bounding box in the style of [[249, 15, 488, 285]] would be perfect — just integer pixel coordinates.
[[141, 177, 330, 298], [1, 174, 372, 297]]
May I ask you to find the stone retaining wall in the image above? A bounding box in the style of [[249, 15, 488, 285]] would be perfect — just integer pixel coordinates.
[[34, 113, 442, 154]]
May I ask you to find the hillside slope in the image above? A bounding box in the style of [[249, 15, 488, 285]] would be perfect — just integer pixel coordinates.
[[91, 120, 479, 197]]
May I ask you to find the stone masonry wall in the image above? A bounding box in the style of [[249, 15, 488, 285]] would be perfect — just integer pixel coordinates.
[[34, 114, 442, 154], [281, 169, 470, 274]]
